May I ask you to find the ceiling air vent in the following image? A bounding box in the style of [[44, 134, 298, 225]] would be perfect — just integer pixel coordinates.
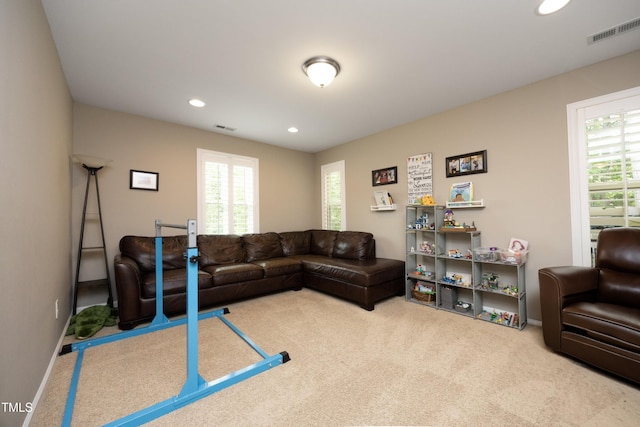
[[214, 124, 236, 132], [588, 17, 640, 45], [618, 17, 640, 34]]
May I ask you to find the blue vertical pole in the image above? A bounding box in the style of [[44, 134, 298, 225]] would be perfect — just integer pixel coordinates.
[[179, 220, 204, 396], [152, 221, 169, 325]]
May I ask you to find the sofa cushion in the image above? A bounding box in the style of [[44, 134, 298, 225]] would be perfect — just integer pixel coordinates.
[[562, 301, 640, 352], [202, 263, 264, 286], [198, 235, 245, 266], [310, 229, 338, 257], [243, 232, 284, 262], [301, 256, 405, 287], [279, 231, 311, 256], [251, 257, 303, 277], [332, 231, 374, 260], [120, 235, 187, 273], [141, 268, 213, 298]]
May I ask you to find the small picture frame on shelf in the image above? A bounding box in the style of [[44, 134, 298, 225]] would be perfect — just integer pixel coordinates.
[[373, 191, 393, 207], [446, 150, 487, 177]]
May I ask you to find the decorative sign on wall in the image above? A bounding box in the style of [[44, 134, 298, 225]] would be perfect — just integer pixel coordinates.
[[407, 153, 433, 204]]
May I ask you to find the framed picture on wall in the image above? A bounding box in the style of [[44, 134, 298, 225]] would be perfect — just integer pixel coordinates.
[[372, 166, 398, 186], [446, 150, 487, 177], [130, 170, 159, 191]]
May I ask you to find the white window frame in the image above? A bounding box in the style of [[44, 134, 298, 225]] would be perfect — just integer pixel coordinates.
[[567, 86, 640, 265], [196, 148, 259, 234], [321, 160, 346, 230]]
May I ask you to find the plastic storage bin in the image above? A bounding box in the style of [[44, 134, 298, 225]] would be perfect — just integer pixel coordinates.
[[499, 250, 528, 265], [473, 247, 499, 262]]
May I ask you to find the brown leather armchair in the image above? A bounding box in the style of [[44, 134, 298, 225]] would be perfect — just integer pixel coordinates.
[[538, 227, 640, 385]]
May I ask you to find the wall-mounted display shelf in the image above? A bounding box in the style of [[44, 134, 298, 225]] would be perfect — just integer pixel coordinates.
[[371, 204, 397, 211], [445, 199, 485, 208], [405, 204, 526, 330]]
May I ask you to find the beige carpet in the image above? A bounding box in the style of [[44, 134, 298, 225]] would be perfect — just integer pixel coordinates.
[[30, 289, 640, 426]]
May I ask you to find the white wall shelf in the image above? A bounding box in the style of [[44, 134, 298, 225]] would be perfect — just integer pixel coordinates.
[[446, 199, 485, 208], [371, 204, 397, 211]]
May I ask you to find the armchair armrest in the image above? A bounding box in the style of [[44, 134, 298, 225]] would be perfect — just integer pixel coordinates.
[[538, 266, 599, 350]]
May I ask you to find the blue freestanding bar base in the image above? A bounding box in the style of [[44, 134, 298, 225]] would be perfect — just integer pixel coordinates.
[[59, 220, 289, 426]]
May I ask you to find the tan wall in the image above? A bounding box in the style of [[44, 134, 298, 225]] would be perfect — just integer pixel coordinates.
[[71, 104, 317, 305], [4, 3, 636, 422], [315, 49, 640, 322], [0, 0, 73, 425]]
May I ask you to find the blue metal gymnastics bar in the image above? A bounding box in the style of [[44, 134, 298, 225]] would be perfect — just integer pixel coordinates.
[[59, 219, 290, 426]]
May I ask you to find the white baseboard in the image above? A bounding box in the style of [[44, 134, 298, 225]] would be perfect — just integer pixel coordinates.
[[23, 315, 71, 427], [528, 318, 542, 327], [76, 300, 119, 314]]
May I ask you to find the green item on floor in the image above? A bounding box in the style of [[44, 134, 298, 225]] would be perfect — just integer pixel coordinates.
[[66, 305, 118, 340]]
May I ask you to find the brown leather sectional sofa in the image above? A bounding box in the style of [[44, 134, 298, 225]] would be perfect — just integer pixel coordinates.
[[538, 227, 640, 385], [114, 229, 405, 329]]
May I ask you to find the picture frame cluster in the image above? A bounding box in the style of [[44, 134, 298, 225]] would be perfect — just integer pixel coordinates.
[[446, 150, 487, 178]]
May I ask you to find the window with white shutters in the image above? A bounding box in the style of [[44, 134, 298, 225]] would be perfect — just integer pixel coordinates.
[[568, 88, 640, 266], [197, 149, 259, 234], [321, 161, 346, 231], [587, 109, 640, 234]]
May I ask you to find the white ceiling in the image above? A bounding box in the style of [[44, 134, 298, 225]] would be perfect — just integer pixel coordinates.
[[42, 0, 640, 153]]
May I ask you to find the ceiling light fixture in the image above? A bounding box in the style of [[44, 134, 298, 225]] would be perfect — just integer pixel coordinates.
[[288, 127, 299, 133], [188, 98, 206, 107], [302, 56, 341, 88], [537, 0, 571, 15]]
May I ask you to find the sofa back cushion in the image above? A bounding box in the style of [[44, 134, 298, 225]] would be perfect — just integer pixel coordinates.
[[243, 232, 284, 262], [596, 227, 640, 307], [198, 235, 245, 266], [279, 231, 311, 256], [120, 235, 187, 273], [310, 229, 338, 257], [332, 231, 374, 260]]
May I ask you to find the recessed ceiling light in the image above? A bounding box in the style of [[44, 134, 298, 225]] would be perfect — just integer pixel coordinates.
[[288, 127, 299, 133], [188, 98, 206, 108], [537, 0, 571, 15]]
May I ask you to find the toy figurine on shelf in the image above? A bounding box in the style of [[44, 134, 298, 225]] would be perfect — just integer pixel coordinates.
[[421, 195, 436, 206], [414, 213, 429, 229], [444, 209, 455, 227], [440, 209, 477, 232], [420, 241, 435, 255], [448, 249, 463, 258], [442, 273, 464, 285], [482, 272, 500, 290]]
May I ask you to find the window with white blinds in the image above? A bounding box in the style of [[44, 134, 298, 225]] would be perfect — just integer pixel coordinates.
[[587, 109, 640, 232], [196, 149, 259, 234], [568, 87, 640, 266], [321, 160, 346, 231]]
